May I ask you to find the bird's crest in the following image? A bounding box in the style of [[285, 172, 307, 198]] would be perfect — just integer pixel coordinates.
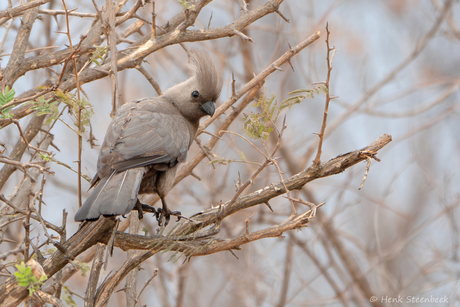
[[188, 49, 222, 101]]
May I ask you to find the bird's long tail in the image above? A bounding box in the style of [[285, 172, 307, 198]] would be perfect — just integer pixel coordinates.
[[74, 168, 145, 221]]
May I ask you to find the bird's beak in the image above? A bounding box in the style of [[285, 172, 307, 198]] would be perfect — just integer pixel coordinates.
[[201, 101, 215, 117]]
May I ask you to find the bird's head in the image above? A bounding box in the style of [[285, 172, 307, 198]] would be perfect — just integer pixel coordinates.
[[163, 50, 222, 122]]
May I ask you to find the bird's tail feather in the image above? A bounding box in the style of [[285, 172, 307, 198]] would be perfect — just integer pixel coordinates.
[[74, 168, 145, 221]]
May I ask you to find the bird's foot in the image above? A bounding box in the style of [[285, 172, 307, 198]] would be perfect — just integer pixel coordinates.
[[134, 201, 157, 220], [155, 207, 182, 226], [141, 204, 157, 214]]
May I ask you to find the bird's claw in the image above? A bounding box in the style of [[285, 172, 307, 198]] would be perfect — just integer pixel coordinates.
[[134, 203, 157, 220], [155, 208, 182, 226]]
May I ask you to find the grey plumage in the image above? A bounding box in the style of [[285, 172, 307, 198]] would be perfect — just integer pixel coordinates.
[[75, 50, 222, 224]]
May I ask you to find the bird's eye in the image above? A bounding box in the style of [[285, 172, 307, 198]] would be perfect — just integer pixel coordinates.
[[192, 90, 199, 98]]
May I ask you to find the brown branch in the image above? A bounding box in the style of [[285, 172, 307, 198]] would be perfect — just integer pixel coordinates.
[[2, 0, 40, 88], [198, 30, 321, 135], [125, 213, 141, 307], [0, 217, 118, 306], [0, 134, 391, 306], [0, 0, 51, 18], [84, 243, 105, 307], [276, 236, 293, 307], [0, 88, 53, 112], [39, 9, 97, 18], [292, 235, 350, 306], [0, 0, 291, 128], [112, 204, 321, 256], [313, 23, 335, 166], [115, 0, 144, 27], [0, 157, 49, 173], [153, 32, 321, 208], [116, 135, 391, 251], [135, 65, 162, 96], [0, 114, 46, 190], [319, 0, 454, 143], [0, 195, 62, 235], [11, 120, 51, 155], [151, 2, 156, 39], [107, 0, 120, 116], [33, 290, 65, 307], [135, 269, 158, 306], [60, 0, 84, 209], [93, 249, 156, 307], [173, 134, 392, 236]]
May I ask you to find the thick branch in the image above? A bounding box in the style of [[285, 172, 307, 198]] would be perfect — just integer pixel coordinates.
[[0, 134, 391, 306], [0, 217, 117, 306], [0, 0, 51, 18], [174, 134, 392, 235], [0, 0, 287, 128], [112, 134, 392, 250], [2, 0, 40, 88]]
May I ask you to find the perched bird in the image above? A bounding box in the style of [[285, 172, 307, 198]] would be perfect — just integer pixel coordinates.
[[75, 50, 222, 225]]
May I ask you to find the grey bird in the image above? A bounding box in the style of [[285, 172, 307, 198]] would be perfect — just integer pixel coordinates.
[[75, 50, 222, 225]]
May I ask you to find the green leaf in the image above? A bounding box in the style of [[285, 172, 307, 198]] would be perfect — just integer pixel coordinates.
[[178, 0, 195, 10], [14, 262, 47, 296], [90, 46, 108, 67], [0, 86, 16, 105], [63, 286, 78, 307], [39, 152, 50, 162]]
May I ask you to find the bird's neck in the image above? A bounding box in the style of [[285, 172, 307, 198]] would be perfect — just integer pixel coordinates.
[[185, 119, 199, 146]]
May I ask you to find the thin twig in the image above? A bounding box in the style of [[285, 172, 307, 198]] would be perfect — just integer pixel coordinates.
[[136, 65, 162, 95], [313, 23, 335, 167], [61, 0, 83, 209]]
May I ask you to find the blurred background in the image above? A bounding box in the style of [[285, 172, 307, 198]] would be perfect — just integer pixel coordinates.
[[1, 0, 459, 306]]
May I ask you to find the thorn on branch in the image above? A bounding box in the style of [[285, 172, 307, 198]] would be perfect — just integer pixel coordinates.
[[151, 1, 156, 39], [207, 10, 213, 29], [231, 72, 236, 97], [287, 59, 294, 72], [358, 152, 380, 190], [234, 171, 242, 192], [195, 137, 215, 169], [190, 171, 201, 181], [241, 0, 249, 13], [245, 218, 250, 237], [275, 9, 290, 23], [232, 28, 254, 43], [229, 249, 239, 259], [264, 201, 274, 212]]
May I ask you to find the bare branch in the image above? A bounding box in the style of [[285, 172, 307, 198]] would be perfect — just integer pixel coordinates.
[[0, 0, 52, 18]]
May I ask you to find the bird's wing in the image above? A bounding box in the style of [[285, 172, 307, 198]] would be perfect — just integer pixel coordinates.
[[96, 98, 191, 178]]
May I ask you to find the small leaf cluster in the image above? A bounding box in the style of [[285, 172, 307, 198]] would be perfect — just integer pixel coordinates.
[[55, 89, 94, 133], [62, 286, 78, 307], [90, 46, 108, 67], [208, 157, 237, 165], [242, 86, 328, 140], [0, 86, 16, 119], [29, 96, 59, 124], [208, 152, 247, 165], [242, 94, 280, 140], [280, 85, 328, 110], [39, 152, 51, 162], [74, 260, 90, 277], [13, 262, 48, 296], [178, 0, 195, 10]]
